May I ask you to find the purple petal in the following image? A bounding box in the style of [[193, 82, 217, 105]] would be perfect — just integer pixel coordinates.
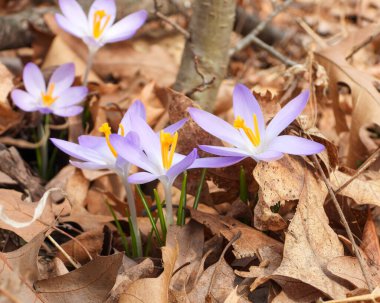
[[58, 0, 88, 33], [23, 63, 45, 98], [49, 63, 75, 96], [166, 149, 197, 183], [52, 105, 83, 117], [190, 156, 245, 168], [88, 0, 116, 38], [233, 84, 265, 135], [55, 14, 84, 39], [78, 135, 114, 160], [254, 150, 284, 162], [51, 138, 105, 162], [110, 134, 157, 174], [267, 135, 325, 155], [128, 117, 161, 164], [199, 145, 250, 157], [70, 160, 109, 170], [119, 100, 146, 134], [163, 118, 188, 135], [266, 90, 310, 142], [124, 131, 140, 147], [11, 89, 39, 112], [104, 10, 148, 44], [128, 172, 158, 184], [54, 86, 88, 107], [188, 107, 244, 148]]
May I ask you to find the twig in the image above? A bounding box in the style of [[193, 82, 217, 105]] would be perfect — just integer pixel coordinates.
[[0, 123, 50, 149], [229, 0, 294, 56], [0, 288, 22, 303], [185, 55, 216, 96], [245, 35, 297, 67], [47, 234, 81, 269], [311, 154, 375, 292], [49, 120, 69, 130], [346, 32, 380, 60], [153, 0, 190, 39]]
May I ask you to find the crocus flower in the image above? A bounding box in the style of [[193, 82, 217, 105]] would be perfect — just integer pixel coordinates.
[[188, 83, 325, 166], [51, 100, 145, 172], [11, 63, 88, 117], [56, 0, 148, 52], [110, 116, 196, 224]]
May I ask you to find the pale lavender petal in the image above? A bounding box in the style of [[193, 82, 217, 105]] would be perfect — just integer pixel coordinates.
[[103, 10, 148, 44], [54, 86, 88, 108], [70, 160, 109, 170], [51, 138, 105, 162], [23, 63, 45, 98], [49, 63, 75, 95], [167, 148, 197, 183], [199, 145, 250, 157], [267, 135, 325, 155], [266, 90, 310, 142], [233, 83, 265, 135], [88, 0, 116, 38], [163, 118, 188, 134], [11, 89, 39, 112], [190, 156, 245, 168], [188, 107, 244, 148], [119, 100, 146, 134], [110, 134, 157, 174], [124, 131, 140, 147], [129, 117, 161, 164], [128, 172, 158, 184], [58, 0, 88, 33], [78, 135, 114, 160], [55, 14, 85, 38], [52, 105, 83, 117], [254, 150, 284, 162]]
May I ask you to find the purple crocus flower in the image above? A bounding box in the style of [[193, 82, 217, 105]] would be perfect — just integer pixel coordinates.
[[55, 0, 148, 52], [188, 83, 325, 167], [11, 63, 88, 117], [110, 116, 196, 224], [51, 100, 145, 172]]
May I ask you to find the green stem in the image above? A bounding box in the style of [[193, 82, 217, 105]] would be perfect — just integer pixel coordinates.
[[106, 201, 130, 256], [153, 189, 167, 242], [239, 166, 248, 203], [177, 171, 188, 226], [120, 165, 142, 257], [39, 115, 50, 180], [193, 168, 207, 210]]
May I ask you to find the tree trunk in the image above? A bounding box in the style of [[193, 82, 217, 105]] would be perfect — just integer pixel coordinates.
[[173, 0, 236, 112]]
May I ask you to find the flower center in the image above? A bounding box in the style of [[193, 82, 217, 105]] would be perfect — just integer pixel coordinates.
[[99, 122, 124, 157], [233, 114, 261, 147], [160, 131, 178, 170], [93, 10, 111, 39], [41, 83, 58, 107]]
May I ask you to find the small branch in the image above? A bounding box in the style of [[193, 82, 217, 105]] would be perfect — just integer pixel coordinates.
[[246, 35, 297, 67], [312, 154, 375, 292], [229, 0, 293, 56], [185, 55, 216, 96], [47, 234, 81, 269]]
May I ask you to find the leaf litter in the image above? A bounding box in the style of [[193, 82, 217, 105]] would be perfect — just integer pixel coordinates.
[[1, 1, 380, 303]]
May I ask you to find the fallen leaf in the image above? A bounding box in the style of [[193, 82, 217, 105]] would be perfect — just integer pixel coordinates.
[[361, 210, 380, 265], [35, 253, 123, 303]]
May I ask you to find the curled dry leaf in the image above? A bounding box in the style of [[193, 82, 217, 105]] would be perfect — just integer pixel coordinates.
[[0, 233, 45, 303], [270, 159, 349, 300], [119, 244, 179, 303], [34, 253, 123, 303], [314, 24, 380, 167], [361, 210, 380, 265]]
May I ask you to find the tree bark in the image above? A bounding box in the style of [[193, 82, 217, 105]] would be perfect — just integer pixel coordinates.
[[173, 0, 236, 112]]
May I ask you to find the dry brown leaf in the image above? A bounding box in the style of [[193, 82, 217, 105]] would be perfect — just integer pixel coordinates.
[[119, 244, 179, 303], [330, 170, 380, 207], [314, 24, 380, 167], [0, 189, 55, 241], [268, 159, 349, 299], [35, 253, 123, 303], [361, 210, 380, 265], [0, 233, 45, 303]]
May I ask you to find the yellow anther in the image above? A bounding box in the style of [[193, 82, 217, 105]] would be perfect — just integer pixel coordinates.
[[119, 124, 125, 137], [99, 122, 117, 157], [233, 115, 261, 147], [41, 83, 58, 106], [93, 10, 111, 39], [160, 131, 178, 170]]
